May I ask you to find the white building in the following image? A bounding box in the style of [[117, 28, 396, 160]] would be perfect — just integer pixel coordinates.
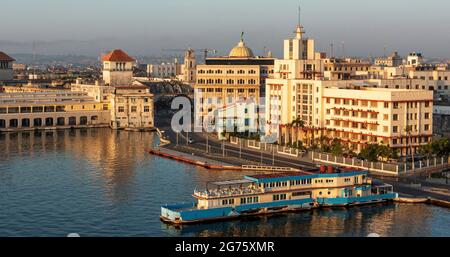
[[406, 52, 423, 67], [147, 62, 180, 78]]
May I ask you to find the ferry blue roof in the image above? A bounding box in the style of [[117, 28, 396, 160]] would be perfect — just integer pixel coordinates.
[[244, 170, 368, 184]]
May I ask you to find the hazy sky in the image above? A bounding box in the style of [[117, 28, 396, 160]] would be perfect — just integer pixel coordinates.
[[1, 0, 450, 58]]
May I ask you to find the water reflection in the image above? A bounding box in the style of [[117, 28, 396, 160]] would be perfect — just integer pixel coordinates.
[[164, 203, 448, 237], [0, 129, 155, 203]]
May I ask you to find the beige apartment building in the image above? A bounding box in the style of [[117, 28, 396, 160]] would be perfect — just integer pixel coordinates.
[[194, 34, 274, 129], [321, 87, 433, 155], [323, 58, 371, 80], [269, 80, 434, 156], [265, 22, 434, 156]]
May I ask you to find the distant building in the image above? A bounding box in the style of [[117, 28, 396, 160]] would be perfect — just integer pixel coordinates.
[[374, 51, 403, 67], [0, 52, 15, 82], [182, 48, 197, 84], [323, 58, 371, 80], [406, 52, 423, 67], [147, 62, 180, 78]]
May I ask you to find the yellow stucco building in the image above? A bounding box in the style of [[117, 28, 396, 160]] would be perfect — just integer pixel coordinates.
[[194, 34, 274, 129]]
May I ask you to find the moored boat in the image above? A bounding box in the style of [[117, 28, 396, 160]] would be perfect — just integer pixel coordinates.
[[161, 170, 397, 224]]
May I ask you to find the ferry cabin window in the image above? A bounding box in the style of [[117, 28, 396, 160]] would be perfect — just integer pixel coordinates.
[[292, 191, 311, 197], [222, 199, 234, 205], [240, 198, 246, 204], [273, 194, 286, 201]]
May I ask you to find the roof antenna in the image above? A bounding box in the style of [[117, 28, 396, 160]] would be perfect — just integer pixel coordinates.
[[298, 2, 301, 27]]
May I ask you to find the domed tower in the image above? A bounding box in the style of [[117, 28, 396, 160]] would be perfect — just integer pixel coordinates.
[[229, 32, 254, 58], [183, 48, 196, 84]]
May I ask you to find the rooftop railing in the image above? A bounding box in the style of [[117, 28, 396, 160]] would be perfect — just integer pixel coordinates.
[[194, 187, 263, 199]]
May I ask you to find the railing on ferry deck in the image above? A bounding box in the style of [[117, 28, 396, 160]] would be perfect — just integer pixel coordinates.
[[194, 187, 263, 198]]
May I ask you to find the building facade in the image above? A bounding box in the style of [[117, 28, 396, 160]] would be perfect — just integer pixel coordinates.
[[323, 58, 371, 80], [374, 51, 403, 67], [265, 22, 434, 156], [109, 86, 154, 129], [0, 91, 110, 131], [0, 52, 15, 82], [147, 62, 181, 78], [194, 34, 274, 130], [72, 49, 154, 130]]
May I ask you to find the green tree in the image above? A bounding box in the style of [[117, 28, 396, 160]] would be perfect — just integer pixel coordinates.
[[330, 139, 344, 156], [418, 143, 434, 158], [359, 144, 381, 162]]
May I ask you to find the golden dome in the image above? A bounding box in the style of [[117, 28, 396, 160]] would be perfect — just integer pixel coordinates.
[[229, 33, 254, 58]]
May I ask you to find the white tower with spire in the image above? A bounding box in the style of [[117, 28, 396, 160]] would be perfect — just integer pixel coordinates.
[[283, 5, 315, 60]]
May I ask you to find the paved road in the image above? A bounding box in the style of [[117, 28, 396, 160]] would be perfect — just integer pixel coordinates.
[[160, 128, 318, 171], [379, 176, 450, 201]]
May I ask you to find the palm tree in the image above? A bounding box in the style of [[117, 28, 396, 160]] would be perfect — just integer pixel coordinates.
[[290, 118, 305, 148]]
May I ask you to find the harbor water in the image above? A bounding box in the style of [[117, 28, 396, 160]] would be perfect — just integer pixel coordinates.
[[0, 129, 449, 237]]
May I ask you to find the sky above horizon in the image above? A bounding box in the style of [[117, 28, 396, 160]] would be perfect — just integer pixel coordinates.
[[1, 0, 450, 59]]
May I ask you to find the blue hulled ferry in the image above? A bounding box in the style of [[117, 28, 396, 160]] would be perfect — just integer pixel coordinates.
[[161, 170, 397, 224]]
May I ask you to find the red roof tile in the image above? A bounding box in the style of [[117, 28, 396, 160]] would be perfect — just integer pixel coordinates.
[[0, 52, 15, 62], [101, 49, 135, 62]]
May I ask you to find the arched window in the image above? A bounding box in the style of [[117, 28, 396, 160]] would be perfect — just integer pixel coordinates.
[[80, 116, 88, 125], [45, 117, 54, 126], [9, 119, 18, 128], [57, 117, 65, 126], [68, 117, 77, 126], [33, 118, 42, 127], [21, 118, 30, 127]]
